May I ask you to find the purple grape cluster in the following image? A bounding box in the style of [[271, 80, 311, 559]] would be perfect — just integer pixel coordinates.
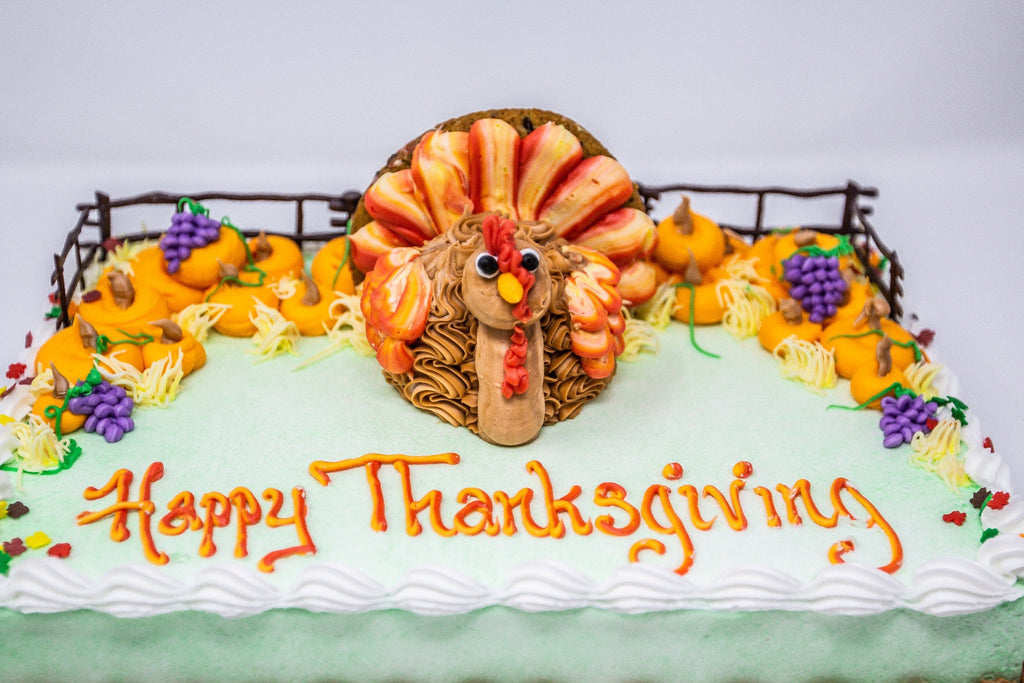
[[879, 393, 937, 448], [782, 253, 848, 323], [160, 211, 221, 274], [67, 380, 135, 443]]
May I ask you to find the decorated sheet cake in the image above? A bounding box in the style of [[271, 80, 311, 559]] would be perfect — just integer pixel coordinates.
[[1, 110, 1022, 682]]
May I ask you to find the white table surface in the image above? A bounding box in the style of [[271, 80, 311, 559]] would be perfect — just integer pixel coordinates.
[[2, 2, 1022, 488]]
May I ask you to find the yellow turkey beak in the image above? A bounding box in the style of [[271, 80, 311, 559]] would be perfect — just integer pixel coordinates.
[[497, 272, 524, 304]]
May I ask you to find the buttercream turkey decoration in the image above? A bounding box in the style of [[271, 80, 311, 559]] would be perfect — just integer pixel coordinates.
[[354, 110, 653, 445]]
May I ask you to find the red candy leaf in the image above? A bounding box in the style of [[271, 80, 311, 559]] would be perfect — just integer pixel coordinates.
[[3, 538, 27, 556], [6, 363, 26, 380], [914, 328, 936, 347], [48, 292, 58, 304], [47, 543, 72, 559], [81, 290, 102, 304], [988, 491, 1011, 510], [25, 331, 32, 348], [942, 511, 967, 526], [925, 418, 938, 431], [983, 437, 995, 453]]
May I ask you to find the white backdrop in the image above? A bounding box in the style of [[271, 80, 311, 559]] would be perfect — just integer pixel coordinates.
[[2, 2, 1022, 485]]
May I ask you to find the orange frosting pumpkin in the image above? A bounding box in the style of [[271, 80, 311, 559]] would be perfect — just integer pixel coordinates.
[[822, 298, 919, 379], [129, 247, 205, 313], [758, 299, 822, 352], [169, 227, 248, 289], [248, 232, 305, 283], [141, 320, 206, 375], [203, 265, 279, 337], [310, 236, 357, 295], [280, 274, 341, 336], [653, 197, 726, 274], [77, 271, 170, 336]]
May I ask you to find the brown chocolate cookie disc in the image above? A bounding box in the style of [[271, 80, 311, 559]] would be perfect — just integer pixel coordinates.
[[349, 108, 646, 234]]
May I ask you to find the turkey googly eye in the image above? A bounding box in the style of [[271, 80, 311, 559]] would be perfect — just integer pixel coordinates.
[[475, 253, 500, 278], [520, 248, 541, 272]]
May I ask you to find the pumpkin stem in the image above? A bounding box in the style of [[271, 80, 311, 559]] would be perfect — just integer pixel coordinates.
[[50, 363, 69, 399], [876, 335, 894, 377], [672, 196, 695, 236], [855, 296, 890, 330], [108, 271, 136, 309], [149, 319, 183, 344], [722, 228, 743, 255], [793, 230, 817, 248], [218, 260, 240, 282], [683, 248, 702, 285], [77, 316, 99, 351], [252, 231, 273, 263], [839, 267, 856, 305], [780, 298, 804, 325], [301, 272, 321, 306]]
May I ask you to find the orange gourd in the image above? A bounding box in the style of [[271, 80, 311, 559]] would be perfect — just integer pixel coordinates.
[[849, 336, 909, 409], [758, 299, 822, 352], [77, 271, 170, 336], [129, 247, 205, 312], [310, 236, 357, 295], [249, 232, 305, 283], [821, 298, 919, 379], [653, 197, 726, 274], [831, 276, 873, 322], [31, 364, 86, 435], [203, 264, 279, 337], [34, 317, 104, 383], [671, 253, 724, 325], [141, 320, 206, 375], [170, 227, 248, 289], [280, 274, 341, 336]]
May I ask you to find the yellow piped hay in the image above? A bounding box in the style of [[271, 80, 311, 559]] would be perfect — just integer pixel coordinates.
[[294, 290, 374, 369], [903, 361, 944, 400], [7, 414, 72, 475], [633, 281, 677, 331], [173, 302, 232, 343], [716, 279, 776, 339], [249, 299, 300, 362], [618, 312, 660, 361], [98, 351, 184, 408], [773, 336, 838, 391], [909, 419, 969, 491]]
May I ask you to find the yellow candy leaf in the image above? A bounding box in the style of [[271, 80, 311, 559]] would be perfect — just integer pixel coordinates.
[[25, 531, 51, 549]]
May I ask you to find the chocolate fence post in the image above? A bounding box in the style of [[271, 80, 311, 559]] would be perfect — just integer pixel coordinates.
[[96, 191, 112, 244]]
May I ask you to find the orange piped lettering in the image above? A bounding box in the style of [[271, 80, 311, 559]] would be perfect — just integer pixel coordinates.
[[640, 484, 695, 575], [229, 487, 262, 559], [198, 491, 231, 558], [394, 459, 456, 538], [158, 491, 201, 536], [702, 479, 747, 531], [454, 487, 499, 536], [258, 487, 316, 573], [594, 482, 640, 537], [676, 485, 716, 531], [527, 460, 593, 537], [629, 538, 666, 563], [78, 461, 168, 566], [753, 486, 782, 528]]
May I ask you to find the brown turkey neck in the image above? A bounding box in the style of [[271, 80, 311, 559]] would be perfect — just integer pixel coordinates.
[[474, 319, 545, 446]]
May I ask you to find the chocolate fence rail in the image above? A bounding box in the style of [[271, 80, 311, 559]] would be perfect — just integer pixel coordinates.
[[50, 182, 903, 329]]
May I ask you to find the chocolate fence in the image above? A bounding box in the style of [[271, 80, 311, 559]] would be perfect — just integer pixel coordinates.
[[49, 181, 903, 329]]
